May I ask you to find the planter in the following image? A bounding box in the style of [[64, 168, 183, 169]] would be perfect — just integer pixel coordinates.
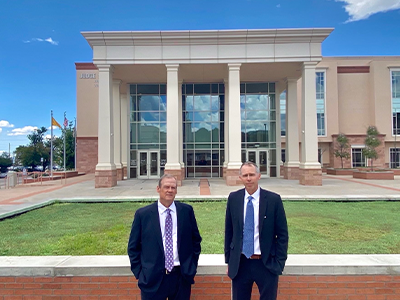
[[353, 170, 394, 180], [327, 168, 354, 176]]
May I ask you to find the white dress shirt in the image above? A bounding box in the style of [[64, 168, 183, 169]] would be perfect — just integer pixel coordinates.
[[243, 187, 261, 255], [158, 200, 180, 266]]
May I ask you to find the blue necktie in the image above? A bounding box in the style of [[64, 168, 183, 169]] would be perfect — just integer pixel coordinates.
[[243, 196, 254, 258], [165, 208, 174, 272]]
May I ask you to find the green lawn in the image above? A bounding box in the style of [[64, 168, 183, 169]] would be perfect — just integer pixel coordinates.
[[0, 201, 399, 256]]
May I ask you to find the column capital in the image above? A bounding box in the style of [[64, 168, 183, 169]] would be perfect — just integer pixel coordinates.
[[96, 64, 115, 73], [302, 62, 318, 69], [113, 79, 122, 86], [166, 64, 179, 71], [228, 63, 241, 70], [285, 77, 299, 84]]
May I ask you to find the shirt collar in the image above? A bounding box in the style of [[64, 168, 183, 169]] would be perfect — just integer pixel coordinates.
[[158, 200, 176, 214], [245, 186, 260, 200]]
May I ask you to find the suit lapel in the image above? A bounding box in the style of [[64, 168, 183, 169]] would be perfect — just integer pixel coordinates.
[[150, 202, 164, 252], [259, 189, 268, 235], [238, 189, 245, 231], [175, 201, 183, 250]]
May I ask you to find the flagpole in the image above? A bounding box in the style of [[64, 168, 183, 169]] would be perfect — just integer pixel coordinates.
[[51, 110, 54, 178], [64, 111, 66, 179]]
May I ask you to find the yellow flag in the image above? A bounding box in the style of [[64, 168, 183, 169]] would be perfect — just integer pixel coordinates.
[[52, 117, 62, 129]]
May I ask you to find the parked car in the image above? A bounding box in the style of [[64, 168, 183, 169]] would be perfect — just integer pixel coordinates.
[[0, 173, 7, 178]]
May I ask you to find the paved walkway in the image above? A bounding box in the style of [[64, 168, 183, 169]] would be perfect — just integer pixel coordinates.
[[1, 173, 400, 219]]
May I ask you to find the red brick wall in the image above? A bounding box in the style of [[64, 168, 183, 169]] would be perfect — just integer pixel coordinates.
[[76, 137, 98, 174], [330, 135, 386, 169], [1, 275, 399, 300]]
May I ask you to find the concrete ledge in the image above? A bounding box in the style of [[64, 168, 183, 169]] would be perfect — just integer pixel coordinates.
[[1, 254, 399, 277]]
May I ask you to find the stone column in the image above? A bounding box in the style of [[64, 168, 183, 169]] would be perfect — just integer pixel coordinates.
[[95, 64, 117, 188], [223, 78, 229, 179], [284, 78, 301, 180], [113, 80, 123, 181], [164, 64, 183, 186], [121, 93, 128, 179], [299, 62, 322, 185], [226, 64, 242, 185], [178, 81, 185, 180]]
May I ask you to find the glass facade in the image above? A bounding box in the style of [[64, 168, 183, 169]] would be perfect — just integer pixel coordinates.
[[280, 91, 286, 137], [182, 83, 225, 178], [392, 70, 400, 135], [316, 71, 326, 136], [130, 84, 167, 178], [390, 148, 400, 168], [240, 82, 277, 176]]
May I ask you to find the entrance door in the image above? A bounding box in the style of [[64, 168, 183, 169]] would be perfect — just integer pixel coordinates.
[[138, 151, 159, 179], [246, 149, 269, 177]]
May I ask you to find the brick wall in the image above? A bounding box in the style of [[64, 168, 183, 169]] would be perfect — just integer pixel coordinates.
[[76, 137, 98, 174], [1, 275, 399, 300]]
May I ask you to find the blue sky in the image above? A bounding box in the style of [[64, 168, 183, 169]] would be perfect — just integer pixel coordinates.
[[1, 0, 400, 154]]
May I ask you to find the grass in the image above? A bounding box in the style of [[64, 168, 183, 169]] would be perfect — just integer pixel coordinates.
[[0, 201, 399, 256]]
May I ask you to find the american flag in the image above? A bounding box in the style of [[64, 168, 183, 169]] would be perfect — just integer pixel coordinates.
[[63, 117, 68, 128]]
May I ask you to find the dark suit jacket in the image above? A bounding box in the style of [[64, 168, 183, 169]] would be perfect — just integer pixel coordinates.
[[224, 188, 288, 279], [128, 201, 202, 295]]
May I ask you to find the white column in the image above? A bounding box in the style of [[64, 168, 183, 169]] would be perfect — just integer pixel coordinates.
[[285, 78, 300, 168], [165, 64, 181, 170], [300, 62, 320, 168], [121, 93, 128, 179], [227, 64, 242, 169], [113, 80, 122, 175], [178, 81, 184, 169], [223, 78, 229, 169], [96, 64, 115, 171]]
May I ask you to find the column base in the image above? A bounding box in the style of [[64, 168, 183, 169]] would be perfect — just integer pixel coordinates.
[[299, 168, 322, 186], [225, 169, 242, 186], [164, 169, 183, 186], [181, 167, 185, 180], [284, 166, 300, 180], [116, 167, 123, 181], [95, 169, 117, 188], [123, 166, 127, 179], [223, 167, 227, 179]]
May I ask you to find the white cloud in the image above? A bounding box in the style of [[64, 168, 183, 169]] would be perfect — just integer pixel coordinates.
[[7, 126, 38, 136], [0, 120, 14, 128], [47, 125, 61, 130], [0, 128, 2, 133], [23, 37, 59, 45], [336, 0, 400, 22]]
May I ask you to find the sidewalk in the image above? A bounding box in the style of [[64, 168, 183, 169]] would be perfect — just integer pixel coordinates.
[[1, 173, 400, 219]]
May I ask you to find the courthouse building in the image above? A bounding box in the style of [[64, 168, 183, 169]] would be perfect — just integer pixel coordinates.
[[75, 28, 400, 188]]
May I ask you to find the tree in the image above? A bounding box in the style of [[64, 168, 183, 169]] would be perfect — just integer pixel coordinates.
[[334, 133, 350, 169], [363, 126, 381, 171], [14, 127, 50, 170], [53, 122, 75, 170], [0, 152, 12, 173]]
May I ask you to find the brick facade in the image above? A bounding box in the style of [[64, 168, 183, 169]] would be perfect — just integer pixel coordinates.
[[330, 135, 386, 169], [1, 275, 399, 300], [225, 168, 241, 186], [299, 168, 322, 186], [284, 166, 300, 180], [76, 137, 98, 174], [95, 169, 117, 188]]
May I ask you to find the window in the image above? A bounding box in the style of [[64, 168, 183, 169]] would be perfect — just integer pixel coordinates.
[[316, 71, 326, 136], [390, 148, 400, 168], [280, 91, 286, 137], [391, 70, 400, 135], [352, 147, 367, 168]]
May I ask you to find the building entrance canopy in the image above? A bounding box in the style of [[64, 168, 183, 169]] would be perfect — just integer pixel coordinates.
[[80, 28, 333, 187]]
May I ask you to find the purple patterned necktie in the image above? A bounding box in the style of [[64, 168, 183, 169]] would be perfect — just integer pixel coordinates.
[[165, 208, 174, 272]]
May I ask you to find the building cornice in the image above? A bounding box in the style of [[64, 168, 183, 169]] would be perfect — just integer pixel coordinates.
[[81, 28, 334, 48]]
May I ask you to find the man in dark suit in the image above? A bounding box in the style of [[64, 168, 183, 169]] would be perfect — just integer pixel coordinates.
[[225, 161, 288, 300], [128, 174, 202, 300]]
